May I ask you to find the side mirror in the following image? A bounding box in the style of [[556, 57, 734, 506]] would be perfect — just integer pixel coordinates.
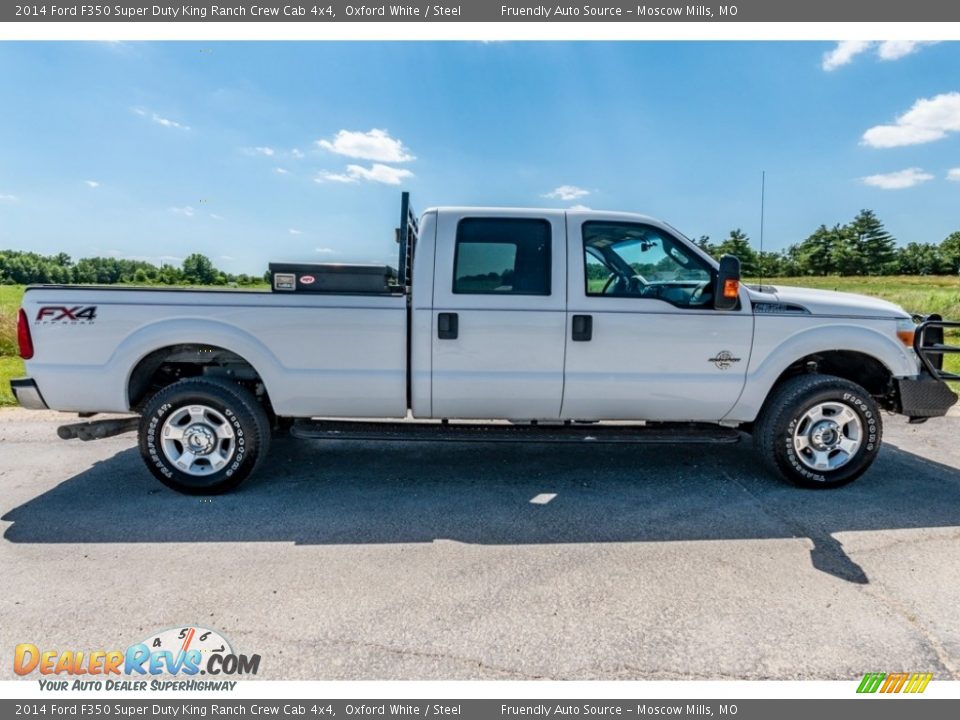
[[714, 254, 741, 310]]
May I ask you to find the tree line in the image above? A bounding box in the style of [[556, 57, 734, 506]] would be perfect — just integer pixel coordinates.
[[0, 251, 266, 287], [697, 210, 960, 278], [2, 209, 959, 286]]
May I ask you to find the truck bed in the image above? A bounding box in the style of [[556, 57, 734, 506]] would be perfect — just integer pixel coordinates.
[[21, 284, 408, 417]]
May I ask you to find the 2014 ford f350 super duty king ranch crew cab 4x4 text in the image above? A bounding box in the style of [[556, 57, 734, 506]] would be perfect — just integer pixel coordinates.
[[11, 193, 959, 493]]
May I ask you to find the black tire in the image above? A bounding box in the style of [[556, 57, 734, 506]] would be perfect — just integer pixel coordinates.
[[753, 374, 882, 488], [138, 377, 271, 494]]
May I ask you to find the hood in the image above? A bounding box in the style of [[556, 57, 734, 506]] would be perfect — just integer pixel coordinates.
[[747, 284, 910, 320]]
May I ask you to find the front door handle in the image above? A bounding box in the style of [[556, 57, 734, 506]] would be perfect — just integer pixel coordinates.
[[438, 312, 459, 340], [572, 314, 593, 341]]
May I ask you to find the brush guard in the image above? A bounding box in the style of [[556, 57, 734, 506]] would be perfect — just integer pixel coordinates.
[[897, 314, 960, 421]]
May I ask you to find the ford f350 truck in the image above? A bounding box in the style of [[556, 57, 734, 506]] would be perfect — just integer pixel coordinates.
[[11, 193, 959, 493]]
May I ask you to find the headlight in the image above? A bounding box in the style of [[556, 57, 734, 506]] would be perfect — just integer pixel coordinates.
[[896, 318, 916, 348]]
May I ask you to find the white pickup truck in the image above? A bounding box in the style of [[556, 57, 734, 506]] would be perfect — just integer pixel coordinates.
[[12, 193, 958, 494]]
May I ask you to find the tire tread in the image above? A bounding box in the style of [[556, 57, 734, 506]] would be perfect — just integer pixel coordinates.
[[754, 373, 882, 488], [138, 377, 270, 494]]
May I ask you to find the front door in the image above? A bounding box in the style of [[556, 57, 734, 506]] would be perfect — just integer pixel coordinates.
[[561, 215, 754, 421], [431, 210, 567, 420]]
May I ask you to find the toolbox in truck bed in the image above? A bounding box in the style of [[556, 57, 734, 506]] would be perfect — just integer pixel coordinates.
[[269, 262, 398, 294]]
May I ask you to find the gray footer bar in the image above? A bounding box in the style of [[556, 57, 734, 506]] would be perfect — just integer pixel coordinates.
[[2, 699, 958, 720]]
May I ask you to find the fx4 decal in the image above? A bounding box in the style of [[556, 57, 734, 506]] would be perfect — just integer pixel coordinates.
[[35, 306, 98, 323]]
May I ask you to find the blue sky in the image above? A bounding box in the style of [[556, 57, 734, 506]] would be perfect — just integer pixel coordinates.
[[1, 40, 958, 274]]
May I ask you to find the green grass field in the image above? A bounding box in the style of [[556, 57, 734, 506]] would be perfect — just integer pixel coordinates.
[[1, 277, 958, 407], [0, 286, 23, 405]]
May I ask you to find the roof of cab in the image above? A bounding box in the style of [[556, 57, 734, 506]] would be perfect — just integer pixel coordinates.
[[423, 206, 664, 225]]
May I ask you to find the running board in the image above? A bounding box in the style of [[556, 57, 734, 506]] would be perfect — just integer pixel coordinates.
[[290, 420, 741, 444]]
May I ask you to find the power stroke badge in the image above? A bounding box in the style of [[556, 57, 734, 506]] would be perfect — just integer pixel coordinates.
[[709, 350, 742, 370]]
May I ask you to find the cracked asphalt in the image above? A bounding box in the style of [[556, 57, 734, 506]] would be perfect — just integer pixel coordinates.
[[1, 408, 959, 680]]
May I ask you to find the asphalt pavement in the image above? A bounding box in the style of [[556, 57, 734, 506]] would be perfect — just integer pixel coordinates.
[[1, 408, 959, 680]]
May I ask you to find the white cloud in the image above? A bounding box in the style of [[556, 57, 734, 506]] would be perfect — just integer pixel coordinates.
[[242, 146, 277, 157], [134, 107, 190, 131], [288, 228, 303, 235], [152, 114, 189, 130], [345, 163, 413, 185], [315, 247, 336, 254], [862, 92, 960, 148], [822, 40, 938, 71], [568, 204, 591, 211], [543, 185, 590, 201], [315, 164, 414, 186], [209, 213, 223, 220], [861, 167, 934, 190], [877, 41, 939, 61], [291, 148, 305, 159], [274, 167, 289, 175], [317, 129, 414, 163], [315, 171, 358, 184], [0, 193, 17, 201], [822, 41, 872, 71], [219, 255, 234, 261], [84, 180, 100, 188], [159, 255, 182, 263], [947, 168, 960, 182], [170, 206, 195, 217]]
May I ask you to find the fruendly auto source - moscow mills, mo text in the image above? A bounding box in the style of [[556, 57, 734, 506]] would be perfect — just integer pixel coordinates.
[[501, 5, 735, 17]]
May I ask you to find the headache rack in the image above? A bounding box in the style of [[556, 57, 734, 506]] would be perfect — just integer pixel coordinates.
[[913, 314, 960, 382], [395, 190, 419, 293]]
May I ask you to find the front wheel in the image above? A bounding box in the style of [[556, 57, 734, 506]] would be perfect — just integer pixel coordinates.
[[753, 374, 882, 488], [139, 377, 271, 494]]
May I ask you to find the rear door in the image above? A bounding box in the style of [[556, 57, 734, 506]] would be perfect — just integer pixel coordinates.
[[430, 210, 567, 419], [561, 214, 754, 421]]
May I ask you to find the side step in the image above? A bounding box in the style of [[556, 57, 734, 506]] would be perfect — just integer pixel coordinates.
[[290, 419, 741, 445]]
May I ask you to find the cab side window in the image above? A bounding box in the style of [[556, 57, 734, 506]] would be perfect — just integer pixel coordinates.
[[454, 218, 551, 295], [583, 221, 713, 308]]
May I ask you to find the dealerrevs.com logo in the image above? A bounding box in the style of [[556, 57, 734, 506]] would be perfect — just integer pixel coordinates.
[[14, 626, 261, 691]]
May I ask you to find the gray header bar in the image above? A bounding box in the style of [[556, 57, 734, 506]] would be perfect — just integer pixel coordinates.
[[1, 700, 959, 720], [6, 0, 960, 22]]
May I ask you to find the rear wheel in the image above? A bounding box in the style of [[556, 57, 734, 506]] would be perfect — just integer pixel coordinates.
[[139, 377, 270, 494], [754, 374, 882, 488]]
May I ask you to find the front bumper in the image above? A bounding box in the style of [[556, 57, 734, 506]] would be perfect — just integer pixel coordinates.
[[10, 378, 49, 410], [896, 374, 958, 418]]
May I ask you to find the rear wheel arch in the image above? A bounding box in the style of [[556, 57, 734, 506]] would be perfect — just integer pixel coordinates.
[[126, 343, 272, 413]]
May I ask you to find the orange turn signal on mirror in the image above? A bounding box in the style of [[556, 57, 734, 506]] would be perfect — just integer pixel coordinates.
[[723, 279, 740, 299]]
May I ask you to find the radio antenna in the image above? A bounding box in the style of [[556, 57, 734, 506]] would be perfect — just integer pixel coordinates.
[[758, 170, 766, 288]]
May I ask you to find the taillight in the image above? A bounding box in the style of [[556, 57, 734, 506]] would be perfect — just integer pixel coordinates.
[[17, 308, 34, 360]]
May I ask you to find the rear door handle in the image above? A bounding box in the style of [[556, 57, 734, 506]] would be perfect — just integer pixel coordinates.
[[437, 312, 458, 340], [572, 314, 593, 341]]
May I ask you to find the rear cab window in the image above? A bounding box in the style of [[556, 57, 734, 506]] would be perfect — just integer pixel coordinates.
[[453, 218, 552, 295]]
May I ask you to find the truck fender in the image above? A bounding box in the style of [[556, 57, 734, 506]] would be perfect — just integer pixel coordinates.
[[111, 318, 284, 409], [724, 323, 918, 423]]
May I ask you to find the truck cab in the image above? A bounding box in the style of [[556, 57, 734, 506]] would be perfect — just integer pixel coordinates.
[[414, 207, 752, 423]]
